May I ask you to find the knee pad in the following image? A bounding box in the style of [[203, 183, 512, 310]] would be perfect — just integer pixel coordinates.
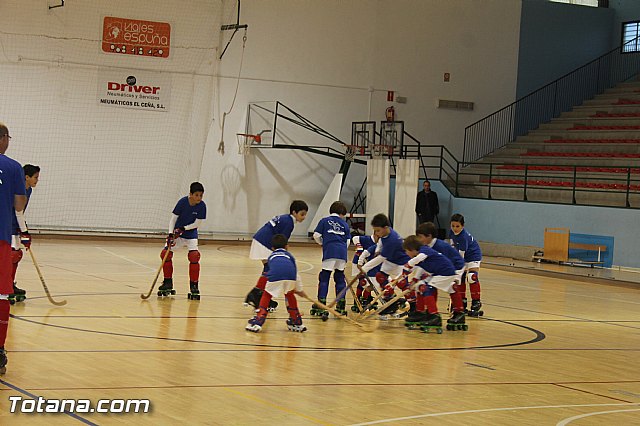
[[466, 271, 479, 285], [188, 250, 201, 264], [11, 249, 23, 264], [375, 272, 388, 286], [318, 269, 331, 282], [160, 249, 173, 262]]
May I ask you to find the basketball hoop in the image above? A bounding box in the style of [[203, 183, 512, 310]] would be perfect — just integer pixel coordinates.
[[371, 144, 394, 158], [345, 144, 364, 162], [236, 133, 256, 155]]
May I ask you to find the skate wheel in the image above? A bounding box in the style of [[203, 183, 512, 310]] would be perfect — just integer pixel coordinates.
[[9, 299, 15, 306], [170, 290, 176, 295], [187, 294, 192, 300], [321, 313, 329, 322], [479, 311, 484, 317], [436, 328, 443, 334], [446, 324, 453, 331], [462, 324, 469, 331]]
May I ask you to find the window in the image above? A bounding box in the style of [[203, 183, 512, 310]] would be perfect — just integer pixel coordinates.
[[622, 21, 640, 53]]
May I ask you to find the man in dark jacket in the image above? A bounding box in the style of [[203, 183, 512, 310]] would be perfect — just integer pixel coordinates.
[[415, 180, 439, 224]]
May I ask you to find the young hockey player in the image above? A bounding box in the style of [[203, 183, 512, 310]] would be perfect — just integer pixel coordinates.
[[246, 234, 308, 333], [10, 164, 39, 303], [402, 235, 467, 331], [311, 201, 350, 316], [0, 123, 28, 374], [350, 234, 378, 312], [449, 213, 484, 316], [244, 200, 308, 312], [158, 182, 207, 300], [359, 213, 411, 316]]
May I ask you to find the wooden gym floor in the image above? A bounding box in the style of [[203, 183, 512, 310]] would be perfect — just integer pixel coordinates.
[[1, 239, 639, 425]]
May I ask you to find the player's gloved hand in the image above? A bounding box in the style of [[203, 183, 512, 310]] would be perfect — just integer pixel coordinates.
[[357, 251, 369, 266], [20, 231, 31, 249], [402, 263, 413, 276], [166, 233, 176, 247], [173, 227, 185, 238]]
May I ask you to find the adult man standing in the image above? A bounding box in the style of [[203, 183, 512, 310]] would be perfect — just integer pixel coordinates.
[[415, 180, 439, 224], [0, 123, 27, 375]]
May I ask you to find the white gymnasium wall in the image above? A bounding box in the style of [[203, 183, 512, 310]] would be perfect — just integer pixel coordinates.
[[2, 1, 523, 235], [0, 0, 220, 232], [201, 0, 523, 236], [370, 0, 522, 158]]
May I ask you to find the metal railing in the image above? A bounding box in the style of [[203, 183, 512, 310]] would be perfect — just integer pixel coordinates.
[[463, 36, 640, 163]]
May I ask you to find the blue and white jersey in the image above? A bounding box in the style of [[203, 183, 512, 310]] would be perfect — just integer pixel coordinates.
[[412, 245, 457, 277], [431, 238, 465, 271], [267, 248, 297, 282], [351, 234, 375, 265], [449, 228, 482, 262], [315, 214, 350, 261], [0, 155, 26, 244], [12, 186, 32, 235], [380, 228, 410, 266], [173, 196, 207, 240], [253, 214, 295, 248]]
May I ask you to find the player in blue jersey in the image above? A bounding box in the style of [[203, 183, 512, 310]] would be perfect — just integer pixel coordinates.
[[0, 123, 28, 375], [10, 164, 40, 303], [350, 233, 378, 312], [449, 213, 484, 316], [402, 235, 466, 331], [244, 200, 308, 311], [246, 234, 309, 333], [359, 213, 411, 316], [310, 201, 350, 316], [158, 182, 207, 299]]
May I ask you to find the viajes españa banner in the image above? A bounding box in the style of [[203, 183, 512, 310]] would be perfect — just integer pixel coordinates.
[[97, 69, 171, 112], [102, 16, 171, 58]]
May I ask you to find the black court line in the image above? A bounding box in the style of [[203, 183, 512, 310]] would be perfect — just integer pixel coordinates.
[[13, 379, 640, 392], [0, 378, 98, 425], [553, 383, 634, 403], [11, 315, 545, 352]]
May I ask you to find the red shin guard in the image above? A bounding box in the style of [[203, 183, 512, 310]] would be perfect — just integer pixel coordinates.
[[160, 249, 173, 279], [0, 299, 9, 347]]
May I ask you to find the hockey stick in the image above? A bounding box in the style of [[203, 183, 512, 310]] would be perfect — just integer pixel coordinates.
[[326, 273, 360, 309], [27, 248, 67, 306], [140, 245, 172, 300], [358, 286, 413, 322], [302, 295, 378, 332]]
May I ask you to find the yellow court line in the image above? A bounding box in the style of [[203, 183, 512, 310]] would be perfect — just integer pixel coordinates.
[[222, 386, 333, 426]]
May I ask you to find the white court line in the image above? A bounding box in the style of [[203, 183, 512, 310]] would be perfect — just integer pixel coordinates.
[[297, 260, 315, 273], [95, 247, 155, 271], [557, 408, 640, 425], [348, 403, 640, 425]]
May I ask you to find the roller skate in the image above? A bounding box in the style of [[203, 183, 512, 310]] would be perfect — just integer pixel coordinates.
[[245, 315, 265, 333], [361, 295, 378, 313], [157, 278, 176, 297], [468, 299, 484, 317], [244, 287, 263, 309], [286, 317, 307, 333], [404, 310, 428, 330], [0, 347, 6, 375], [8, 282, 26, 305], [310, 298, 329, 322], [447, 311, 468, 331], [420, 313, 443, 334], [336, 299, 347, 316], [379, 298, 408, 320], [187, 281, 200, 300]]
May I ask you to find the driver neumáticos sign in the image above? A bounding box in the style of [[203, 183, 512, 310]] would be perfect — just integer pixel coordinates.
[[102, 16, 171, 58]]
